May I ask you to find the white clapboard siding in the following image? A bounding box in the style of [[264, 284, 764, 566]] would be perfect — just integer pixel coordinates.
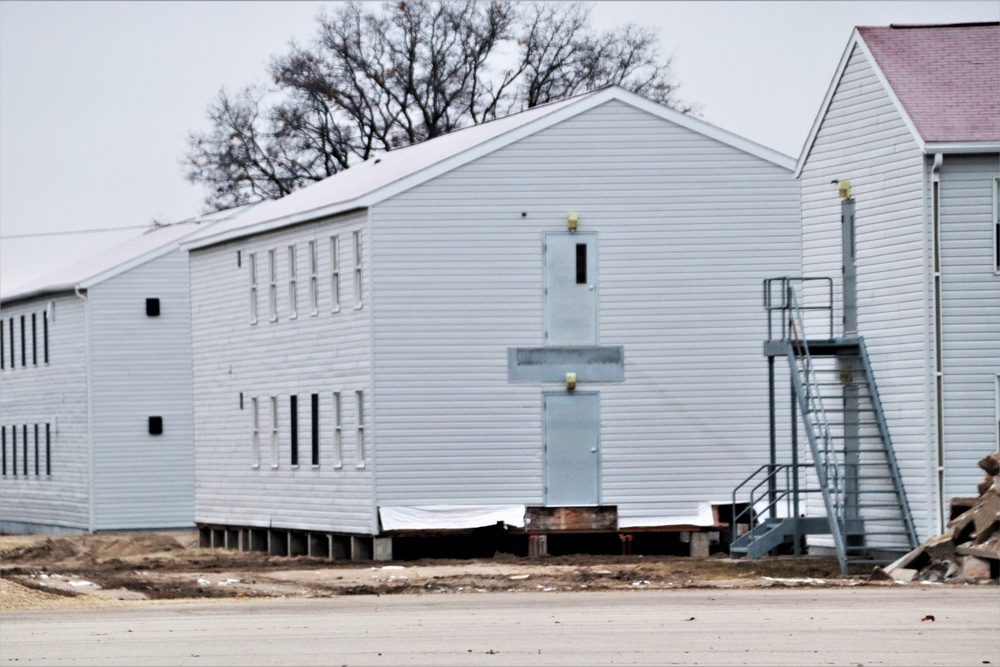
[[0, 295, 91, 532], [370, 99, 801, 520], [87, 249, 195, 530], [799, 44, 935, 538], [938, 155, 1000, 500], [190, 210, 376, 534]]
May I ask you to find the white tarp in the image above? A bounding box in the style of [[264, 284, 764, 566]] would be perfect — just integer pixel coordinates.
[[618, 501, 725, 529], [379, 505, 526, 531]]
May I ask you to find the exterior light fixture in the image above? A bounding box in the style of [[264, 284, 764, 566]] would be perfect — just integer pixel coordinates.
[[565, 372, 577, 391], [567, 212, 579, 232]]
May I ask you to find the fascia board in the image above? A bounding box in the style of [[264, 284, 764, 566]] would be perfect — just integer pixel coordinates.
[[0, 286, 78, 308], [183, 204, 369, 250], [923, 141, 1000, 155]]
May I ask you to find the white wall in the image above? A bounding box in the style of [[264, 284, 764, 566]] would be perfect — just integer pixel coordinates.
[[0, 294, 91, 532], [370, 99, 801, 520], [190, 210, 376, 534]]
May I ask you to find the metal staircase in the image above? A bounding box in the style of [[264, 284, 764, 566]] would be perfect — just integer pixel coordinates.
[[730, 277, 918, 574]]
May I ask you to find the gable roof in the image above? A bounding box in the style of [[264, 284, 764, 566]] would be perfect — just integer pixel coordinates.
[[1, 206, 246, 305], [797, 23, 1000, 175], [185, 86, 794, 250]]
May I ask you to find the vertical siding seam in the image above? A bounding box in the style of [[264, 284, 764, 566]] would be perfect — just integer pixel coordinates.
[[76, 287, 95, 533]]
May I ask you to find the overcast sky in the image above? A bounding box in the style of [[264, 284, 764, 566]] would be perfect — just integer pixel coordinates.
[[1, 1, 997, 292]]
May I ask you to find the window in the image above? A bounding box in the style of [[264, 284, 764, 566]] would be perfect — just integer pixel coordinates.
[[353, 231, 363, 309], [251, 397, 260, 468], [8, 318, 14, 370], [11, 424, 17, 477], [333, 391, 343, 469], [270, 396, 279, 468], [268, 249, 278, 322], [288, 245, 298, 319], [31, 314, 37, 365], [994, 178, 999, 273], [355, 390, 366, 468], [43, 311, 48, 364], [308, 241, 319, 316], [576, 243, 587, 284], [2, 426, 6, 475], [249, 252, 258, 325], [145, 298, 160, 317], [290, 394, 299, 466], [311, 393, 320, 466], [20, 316, 26, 367], [33, 424, 39, 476], [330, 236, 341, 313], [22, 424, 28, 476], [1, 319, 4, 370], [45, 423, 50, 476]]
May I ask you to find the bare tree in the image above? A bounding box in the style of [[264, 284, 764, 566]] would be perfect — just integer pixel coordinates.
[[186, 1, 690, 209]]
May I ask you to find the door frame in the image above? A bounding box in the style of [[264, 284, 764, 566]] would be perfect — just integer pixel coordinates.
[[542, 390, 602, 506]]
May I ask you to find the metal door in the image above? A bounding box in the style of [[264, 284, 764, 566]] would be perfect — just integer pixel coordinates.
[[544, 233, 597, 345], [543, 392, 600, 506]]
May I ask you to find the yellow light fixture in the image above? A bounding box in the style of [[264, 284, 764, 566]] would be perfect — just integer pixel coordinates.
[[565, 372, 577, 391], [838, 180, 851, 199], [567, 212, 578, 232]]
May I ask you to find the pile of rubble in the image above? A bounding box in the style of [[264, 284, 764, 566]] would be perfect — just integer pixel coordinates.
[[882, 452, 999, 583]]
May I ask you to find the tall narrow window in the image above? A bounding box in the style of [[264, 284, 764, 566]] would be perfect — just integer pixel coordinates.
[[353, 231, 363, 309], [251, 397, 260, 468], [270, 396, 279, 468], [330, 235, 341, 313], [355, 390, 366, 468], [1, 320, 5, 370], [22, 424, 28, 476], [43, 311, 48, 364], [308, 240, 319, 316], [45, 423, 50, 476], [33, 424, 39, 476], [31, 313, 37, 366], [248, 252, 258, 325], [11, 424, 17, 477], [20, 316, 26, 367], [290, 394, 299, 466], [333, 391, 343, 469], [288, 245, 298, 319], [268, 249, 278, 322], [8, 318, 14, 369], [2, 426, 6, 475], [311, 393, 320, 466], [575, 243, 587, 284]]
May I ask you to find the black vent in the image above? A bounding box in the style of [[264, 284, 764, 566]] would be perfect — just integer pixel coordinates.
[[146, 298, 161, 317], [148, 416, 163, 435]]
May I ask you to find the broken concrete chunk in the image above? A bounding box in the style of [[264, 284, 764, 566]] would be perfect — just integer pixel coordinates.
[[959, 556, 992, 579]]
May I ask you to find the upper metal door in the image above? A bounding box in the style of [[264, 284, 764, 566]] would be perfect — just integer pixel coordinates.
[[544, 233, 598, 345], [543, 391, 600, 506]]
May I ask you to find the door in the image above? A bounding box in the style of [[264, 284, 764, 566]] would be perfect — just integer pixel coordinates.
[[544, 232, 597, 345], [543, 392, 600, 506]]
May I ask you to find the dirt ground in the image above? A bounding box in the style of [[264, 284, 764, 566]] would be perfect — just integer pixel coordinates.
[[0, 530, 990, 612]]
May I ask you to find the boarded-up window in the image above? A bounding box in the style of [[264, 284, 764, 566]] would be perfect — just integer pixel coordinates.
[[330, 236, 340, 313], [333, 392, 343, 469], [288, 245, 298, 319], [251, 397, 260, 468], [249, 253, 258, 325], [308, 241, 319, 316], [355, 390, 366, 468], [268, 250, 278, 322], [270, 396, 279, 468], [353, 231, 363, 310]]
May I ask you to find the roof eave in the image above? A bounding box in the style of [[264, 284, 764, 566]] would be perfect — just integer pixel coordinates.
[[0, 286, 80, 308], [922, 141, 1000, 154]]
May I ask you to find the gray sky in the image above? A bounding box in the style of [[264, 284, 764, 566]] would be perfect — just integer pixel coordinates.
[[1, 1, 997, 292]]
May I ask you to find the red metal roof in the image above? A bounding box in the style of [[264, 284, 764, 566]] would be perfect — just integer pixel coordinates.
[[858, 23, 1000, 143]]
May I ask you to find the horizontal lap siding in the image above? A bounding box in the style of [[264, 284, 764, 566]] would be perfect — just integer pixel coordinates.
[[88, 251, 195, 530], [939, 155, 1000, 499], [372, 100, 800, 519], [191, 211, 375, 534], [0, 296, 90, 531], [800, 45, 934, 537]]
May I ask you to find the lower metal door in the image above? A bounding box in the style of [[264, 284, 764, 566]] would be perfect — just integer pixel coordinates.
[[543, 391, 600, 506]]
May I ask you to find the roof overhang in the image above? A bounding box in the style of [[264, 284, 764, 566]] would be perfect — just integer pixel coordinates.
[[922, 141, 1000, 155], [0, 287, 80, 309]]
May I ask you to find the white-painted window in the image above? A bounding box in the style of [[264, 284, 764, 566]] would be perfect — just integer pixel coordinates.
[[251, 397, 260, 468], [288, 245, 298, 319], [248, 253, 258, 325], [355, 390, 366, 469], [330, 235, 341, 313], [268, 250, 278, 322], [353, 230, 363, 310], [333, 391, 343, 469], [270, 396, 279, 468], [308, 240, 319, 316]]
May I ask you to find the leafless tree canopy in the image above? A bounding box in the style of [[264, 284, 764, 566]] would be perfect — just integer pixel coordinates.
[[186, 1, 690, 209]]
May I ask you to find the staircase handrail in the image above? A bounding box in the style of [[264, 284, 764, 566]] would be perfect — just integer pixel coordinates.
[[730, 462, 817, 541]]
